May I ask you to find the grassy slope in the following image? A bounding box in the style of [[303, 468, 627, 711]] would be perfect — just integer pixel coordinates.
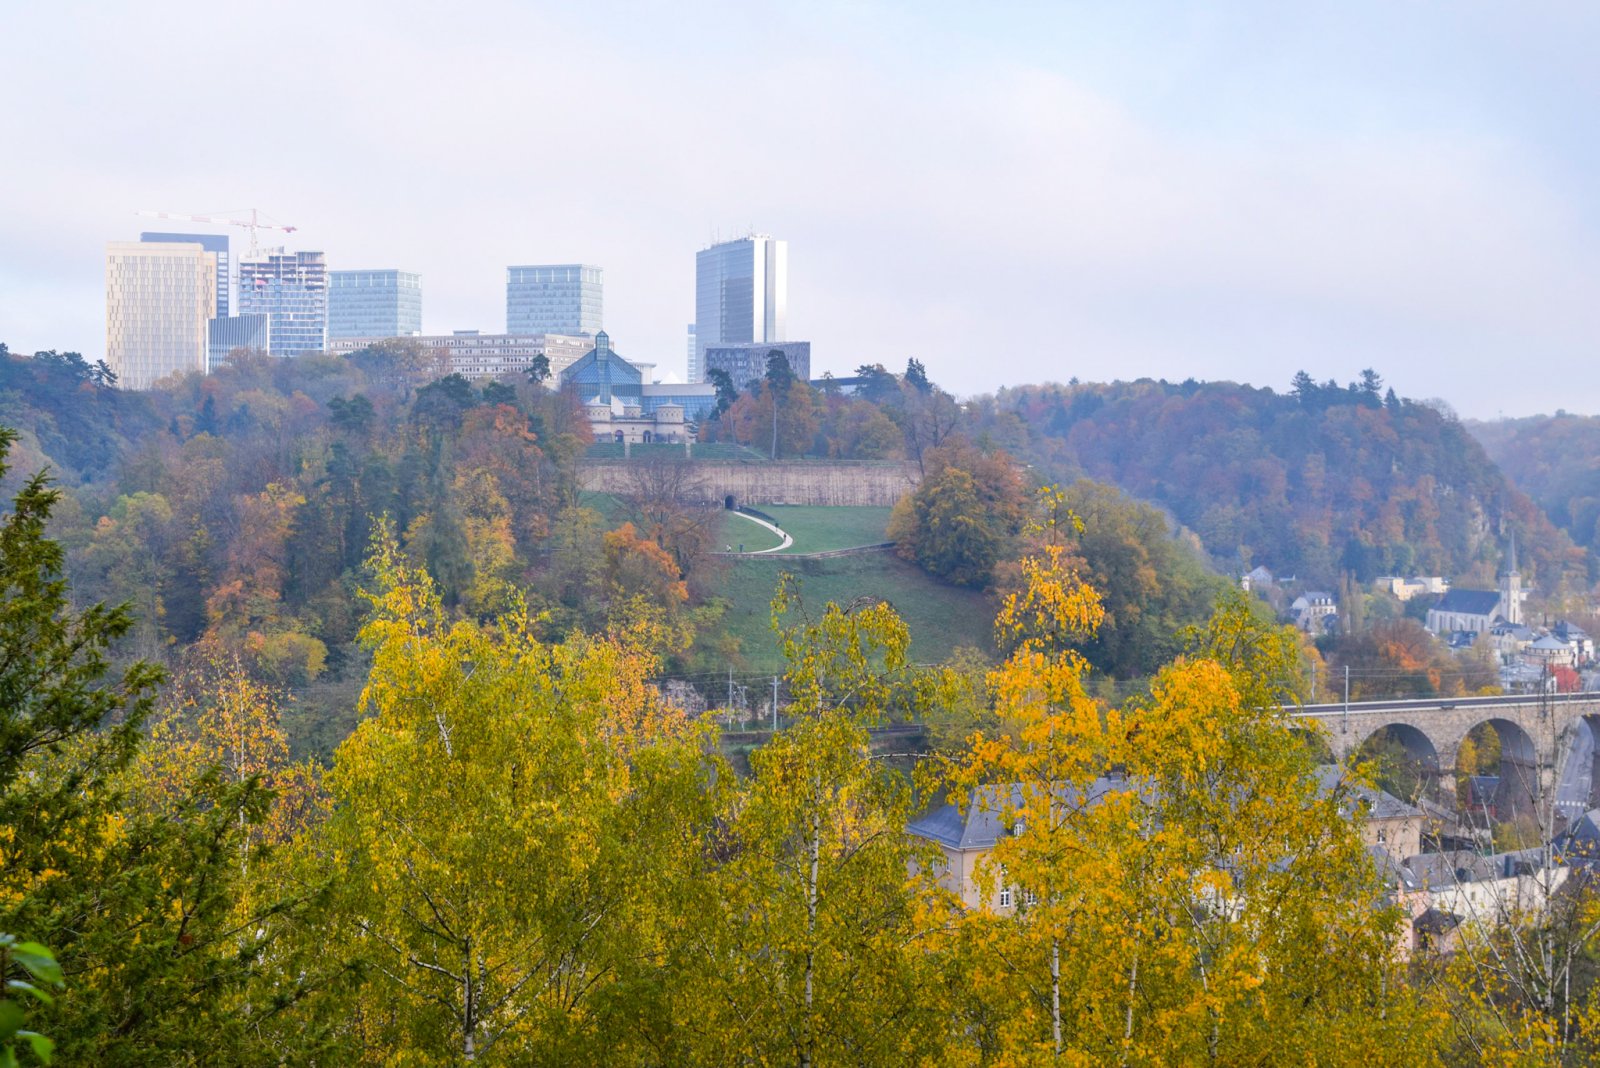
[[758, 505, 892, 554], [711, 552, 996, 672], [572, 499, 981, 671]]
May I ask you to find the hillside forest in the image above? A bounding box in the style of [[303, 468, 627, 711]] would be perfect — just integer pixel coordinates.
[[3, 340, 1600, 1059], [4, 420, 1597, 1064], [2, 344, 1595, 745]]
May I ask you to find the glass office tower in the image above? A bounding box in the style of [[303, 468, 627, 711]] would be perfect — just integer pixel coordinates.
[[207, 314, 270, 369], [239, 249, 328, 356], [506, 264, 603, 336], [692, 235, 786, 382], [328, 269, 422, 339], [105, 241, 216, 390], [141, 231, 229, 318]]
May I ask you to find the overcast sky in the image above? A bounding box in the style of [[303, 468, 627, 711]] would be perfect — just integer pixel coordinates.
[[2, 1, 1596, 417]]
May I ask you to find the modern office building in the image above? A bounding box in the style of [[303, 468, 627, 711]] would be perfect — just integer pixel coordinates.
[[207, 314, 270, 370], [141, 232, 229, 318], [105, 241, 216, 390], [327, 331, 592, 381], [692, 234, 786, 382], [506, 264, 603, 336], [704, 340, 811, 392], [238, 248, 328, 356], [328, 269, 422, 340]]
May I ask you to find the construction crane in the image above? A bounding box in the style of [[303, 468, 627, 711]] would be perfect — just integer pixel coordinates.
[[135, 208, 298, 258]]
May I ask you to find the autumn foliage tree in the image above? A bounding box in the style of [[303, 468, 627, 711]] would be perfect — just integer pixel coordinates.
[[944, 498, 1442, 1062], [888, 441, 1029, 588]]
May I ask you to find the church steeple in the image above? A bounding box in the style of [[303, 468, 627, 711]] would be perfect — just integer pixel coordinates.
[[1500, 531, 1523, 626]]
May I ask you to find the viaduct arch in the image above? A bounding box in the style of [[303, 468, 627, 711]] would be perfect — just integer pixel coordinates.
[[1294, 693, 1600, 820]]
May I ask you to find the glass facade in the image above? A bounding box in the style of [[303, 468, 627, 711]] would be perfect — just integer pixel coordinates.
[[692, 235, 786, 382], [560, 332, 641, 402], [207, 314, 270, 370], [238, 249, 328, 356], [705, 340, 811, 392], [328, 269, 422, 340], [506, 264, 602, 336], [141, 231, 229, 318], [105, 241, 216, 390]]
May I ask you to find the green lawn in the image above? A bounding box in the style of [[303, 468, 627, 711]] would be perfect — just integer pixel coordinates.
[[709, 551, 996, 672], [714, 510, 785, 553], [756, 505, 892, 554]]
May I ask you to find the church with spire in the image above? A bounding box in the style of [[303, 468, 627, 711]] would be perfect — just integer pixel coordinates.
[[1426, 533, 1525, 637]]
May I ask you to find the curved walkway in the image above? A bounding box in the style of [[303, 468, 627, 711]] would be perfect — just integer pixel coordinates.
[[728, 510, 793, 553]]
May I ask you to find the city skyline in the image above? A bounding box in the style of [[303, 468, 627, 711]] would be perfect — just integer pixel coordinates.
[[5, 3, 1600, 415]]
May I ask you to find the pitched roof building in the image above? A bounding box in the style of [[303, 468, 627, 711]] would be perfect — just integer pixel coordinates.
[[1426, 536, 1524, 636]]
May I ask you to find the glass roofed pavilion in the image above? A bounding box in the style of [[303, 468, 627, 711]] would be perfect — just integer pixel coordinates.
[[560, 331, 640, 403]]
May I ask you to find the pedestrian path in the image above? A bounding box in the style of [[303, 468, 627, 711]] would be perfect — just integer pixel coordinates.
[[728, 510, 794, 553]]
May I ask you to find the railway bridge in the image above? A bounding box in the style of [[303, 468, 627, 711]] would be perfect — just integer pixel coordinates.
[[1294, 692, 1600, 818]]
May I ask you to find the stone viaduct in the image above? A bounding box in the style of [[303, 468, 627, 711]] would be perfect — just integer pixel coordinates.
[[1295, 693, 1600, 818]]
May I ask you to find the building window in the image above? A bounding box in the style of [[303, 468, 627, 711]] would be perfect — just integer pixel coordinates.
[[999, 886, 1012, 909]]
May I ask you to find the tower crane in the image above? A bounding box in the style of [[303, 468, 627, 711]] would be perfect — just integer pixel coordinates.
[[135, 208, 298, 258]]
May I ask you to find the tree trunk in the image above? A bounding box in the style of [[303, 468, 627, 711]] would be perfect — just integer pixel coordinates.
[[1052, 936, 1062, 1056], [463, 937, 476, 1061], [801, 809, 820, 1068]]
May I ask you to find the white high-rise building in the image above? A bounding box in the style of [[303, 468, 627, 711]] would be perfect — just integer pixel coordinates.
[[105, 241, 216, 390], [692, 234, 786, 383]]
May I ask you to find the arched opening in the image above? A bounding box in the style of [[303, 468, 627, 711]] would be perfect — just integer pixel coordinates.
[[1459, 718, 1540, 840], [724, 495, 736, 511], [642, 431, 653, 443], [1354, 724, 1440, 806], [613, 430, 625, 443]]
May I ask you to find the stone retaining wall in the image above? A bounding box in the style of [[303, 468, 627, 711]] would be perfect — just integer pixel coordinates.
[[578, 459, 919, 508]]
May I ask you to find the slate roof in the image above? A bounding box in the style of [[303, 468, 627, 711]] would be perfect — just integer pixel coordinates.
[[1367, 843, 1421, 892], [1433, 589, 1502, 617], [907, 780, 1125, 851], [1559, 807, 1600, 865], [1530, 635, 1570, 652], [1490, 623, 1534, 640], [1415, 907, 1462, 937], [913, 768, 1418, 853], [1313, 765, 1421, 821], [1403, 848, 1545, 888]]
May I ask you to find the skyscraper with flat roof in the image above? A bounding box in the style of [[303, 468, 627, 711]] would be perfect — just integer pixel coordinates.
[[105, 240, 216, 390], [141, 231, 229, 318], [239, 249, 328, 355], [692, 234, 786, 382], [329, 269, 422, 339], [506, 264, 602, 336]]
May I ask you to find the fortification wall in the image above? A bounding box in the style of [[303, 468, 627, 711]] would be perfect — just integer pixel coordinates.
[[577, 460, 919, 507]]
